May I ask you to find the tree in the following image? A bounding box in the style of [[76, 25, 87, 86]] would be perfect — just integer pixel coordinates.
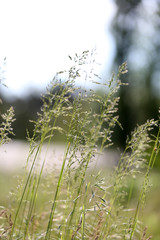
[[111, 0, 160, 147]]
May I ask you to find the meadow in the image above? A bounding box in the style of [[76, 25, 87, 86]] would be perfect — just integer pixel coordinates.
[[0, 50, 159, 239]]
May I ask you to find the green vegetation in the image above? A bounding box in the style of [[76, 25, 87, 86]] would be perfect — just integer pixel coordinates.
[[0, 51, 160, 239], [112, 0, 160, 148]]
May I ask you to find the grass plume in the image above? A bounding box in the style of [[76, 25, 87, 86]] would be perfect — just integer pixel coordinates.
[[0, 51, 159, 239]]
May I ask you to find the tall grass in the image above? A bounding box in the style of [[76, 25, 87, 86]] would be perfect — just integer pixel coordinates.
[[0, 50, 159, 239]]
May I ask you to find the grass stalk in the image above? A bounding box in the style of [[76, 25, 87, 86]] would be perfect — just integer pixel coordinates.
[[45, 141, 71, 239], [1, 53, 159, 239], [130, 126, 160, 239]]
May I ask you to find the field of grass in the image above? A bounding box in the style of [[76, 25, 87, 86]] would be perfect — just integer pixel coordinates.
[[0, 51, 159, 239], [0, 169, 160, 239]]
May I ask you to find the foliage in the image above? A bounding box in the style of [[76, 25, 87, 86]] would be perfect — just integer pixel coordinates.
[[112, 0, 160, 147], [0, 58, 15, 145], [0, 106, 15, 146], [0, 51, 159, 239]]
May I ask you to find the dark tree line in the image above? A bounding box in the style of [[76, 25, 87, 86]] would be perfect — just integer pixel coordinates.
[[111, 0, 160, 147], [0, 94, 42, 139]]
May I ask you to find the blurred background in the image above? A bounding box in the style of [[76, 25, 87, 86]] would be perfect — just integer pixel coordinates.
[[0, 0, 159, 149]]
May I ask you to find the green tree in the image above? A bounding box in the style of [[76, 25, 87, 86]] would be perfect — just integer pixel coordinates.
[[111, 0, 160, 147]]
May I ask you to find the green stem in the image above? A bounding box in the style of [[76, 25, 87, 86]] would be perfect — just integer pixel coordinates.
[[129, 127, 160, 239], [10, 144, 41, 239], [45, 141, 71, 239]]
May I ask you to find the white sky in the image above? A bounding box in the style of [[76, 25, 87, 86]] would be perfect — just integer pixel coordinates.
[[0, 0, 116, 97]]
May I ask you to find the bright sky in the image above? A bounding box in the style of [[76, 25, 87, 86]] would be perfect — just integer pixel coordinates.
[[0, 0, 116, 97]]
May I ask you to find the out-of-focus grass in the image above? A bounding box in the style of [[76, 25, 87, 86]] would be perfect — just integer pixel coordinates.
[[0, 169, 160, 239], [0, 172, 17, 206], [143, 171, 160, 240], [123, 170, 160, 240]]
